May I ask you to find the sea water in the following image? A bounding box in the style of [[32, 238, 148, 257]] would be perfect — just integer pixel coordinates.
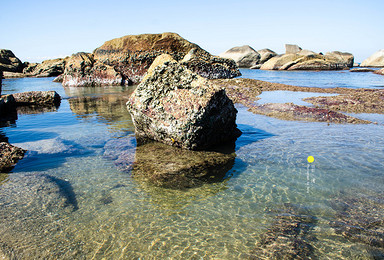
[[0, 71, 383, 259]]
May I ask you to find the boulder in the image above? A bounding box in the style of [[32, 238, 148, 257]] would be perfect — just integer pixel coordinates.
[[0, 70, 2, 95], [22, 62, 39, 74], [260, 54, 300, 70], [0, 49, 23, 73], [0, 95, 16, 117], [219, 45, 261, 68], [374, 68, 384, 75], [28, 58, 66, 77], [127, 54, 241, 150], [361, 50, 384, 67], [12, 91, 61, 106], [0, 142, 26, 172], [285, 44, 302, 54], [258, 48, 278, 64], [60, 32, 240, 86], [325, 51, 354, 68]]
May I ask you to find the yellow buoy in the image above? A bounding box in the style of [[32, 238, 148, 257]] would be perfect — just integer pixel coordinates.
[[307, 156, 315, 163]]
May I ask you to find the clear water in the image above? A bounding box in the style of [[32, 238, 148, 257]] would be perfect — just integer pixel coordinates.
[[0, 73, 383, 259], [256, 90, 338, 106]]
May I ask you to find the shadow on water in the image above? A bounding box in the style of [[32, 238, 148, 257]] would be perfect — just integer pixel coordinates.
[[45, 175, 79, 210]]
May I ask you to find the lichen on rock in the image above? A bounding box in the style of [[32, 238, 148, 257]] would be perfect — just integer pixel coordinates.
[[127, 54, 241, 150]]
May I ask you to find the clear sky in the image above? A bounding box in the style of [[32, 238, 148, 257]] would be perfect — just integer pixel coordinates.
[[1, 0, 383, 63]]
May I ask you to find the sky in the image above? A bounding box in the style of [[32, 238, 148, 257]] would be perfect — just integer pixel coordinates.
[[1, 0, 383, 63]]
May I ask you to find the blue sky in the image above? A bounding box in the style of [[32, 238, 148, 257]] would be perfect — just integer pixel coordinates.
[[1, 0, 383, 63]]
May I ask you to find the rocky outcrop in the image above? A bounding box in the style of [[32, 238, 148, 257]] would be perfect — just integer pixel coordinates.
[[0, 95, 16, 119], [285, 44, 302, 54], [0, 49, 23, 73], [60, 32, 240, 86], [361, 50, 384, 67], [127, 54, 241, 150], [219, 45, 261, 68], [26, 58, 66, 77], [0, 142, 26, 172], [261, 47, 354, 71], [374, 68, 384, 75], [12, 91, 61, 106]]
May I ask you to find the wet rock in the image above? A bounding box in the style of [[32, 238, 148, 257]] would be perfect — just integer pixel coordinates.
[[60, 33, 240, 86], [0, 95, 17, 123], [350, 68, 375, 72], [285, 44, 302, 54], [127, 54, 241, 150], [330, 194, 384, 254], [13, 138, 78, 155], [132, 141, 235, 189], [361, 49, 384, 67], [0, 49, 23, 73], [0, 70, 2, 95], [219, 45, 261, 68], [103, 136, 136, 172], [12, 91, 61, 106], [246, 203, 317, 259], [374, 68, 384, 75], [258, 48, 278, 64], [0, 142, 26, 173]]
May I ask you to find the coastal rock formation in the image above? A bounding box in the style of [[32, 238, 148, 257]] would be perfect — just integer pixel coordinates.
[[361, 50, 384, 67], [374, 68, 384, 75], [60, 32, 240, 86], [127, 54, 241, 150], [258, 48, 278, 64], [27, 58, 66, 77], [132, 141, 235, 189], [260, 48, 354, 71], [285, 44, 302, 54], [219, 45, 261, 68], [0, 49, 23, 73], [12, 91, 61, 106], [0, 70, 2, 95], [0, 95, 16, 118], [0, 142, 26, 172]]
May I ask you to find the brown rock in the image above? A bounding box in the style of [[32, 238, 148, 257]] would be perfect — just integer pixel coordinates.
[[12, 91, 61, 106], [0, 50, 23, 73], [127, 54, 240, 150], [325, 51, 354, 68], [29, 58, 67, 77], [0, 142, 26, 172]]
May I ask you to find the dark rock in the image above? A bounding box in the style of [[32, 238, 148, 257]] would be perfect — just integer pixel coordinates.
[[60, 33, 240, 86], [29, 58, 66, 77], [12, 91, 61, 106], [22, 62, 38, 74], [0, 70, 2, 96], [0, 142, 26, 172], [127, 54, 241, 150], [0, 49, 23, 73], [0, 95, 17, 121], [247, 203, 317, 259], [219, 45, 261, 68], [132, 141, 235, 189]]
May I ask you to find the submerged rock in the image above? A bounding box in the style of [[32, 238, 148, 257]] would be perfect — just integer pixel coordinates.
[[0, 142, 26, 172], [0, 49, 23, 73], [132, 141, 235, 189], [127, 54, 241, 150], [361, 49, 384, 67], [12, 91, 61, 106], [60, 32, 240, 86], [219, 45, 261, 68]]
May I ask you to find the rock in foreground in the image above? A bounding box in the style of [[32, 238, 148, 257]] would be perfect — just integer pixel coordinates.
[[361, 49, 384, 67], [0, 142, 26, 172], [60, 32, 240, 86], [127, 54, 241, 150]]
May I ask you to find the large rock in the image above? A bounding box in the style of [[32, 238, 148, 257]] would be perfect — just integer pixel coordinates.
[[261, 49, 354, 71], [0, 95, 16, 118], [60, 32, 240, 86], [258, 48, 278, 64], [0, 70, 2, 95], [219, 45, 261, 68], [127, 54, 241, 150], [12, 91, 61, 106], [374, 68, 384, 75], [28, 58, 66, 77], [0, 50, 23, 73], [285, 44, 302, 54], [361, 50, 384, 67], [0, 142, 26, 172]]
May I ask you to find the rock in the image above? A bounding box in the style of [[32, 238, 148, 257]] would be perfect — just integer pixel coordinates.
[[132, 141, 235, 189], [2, 71, 28, 78], [258, 48, 277, 64], [0, 49, 23, 73], [22, 62, 39, 74], [285, 44, 302, 54], [219, 45, 261, 68], [0, 142, 26, 172], [0, 70, 2, 95], [127, 54, 241, 150], [103, 136, 136, 172], [0, 95, 17, 118], [350, 68, 375, 72], [260, 54, 300, 70], [12, 91, 61, 106], [361, 50, 384, 67], [13, 138, 77, 155], [325, 51, 354, 68], [374, 68, 384, 75], [29, 58, 66, 77], [61, 33, 240, 86]]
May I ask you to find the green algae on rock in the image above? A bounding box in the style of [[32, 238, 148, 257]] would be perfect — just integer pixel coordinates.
[[127, 54, 241, 150]]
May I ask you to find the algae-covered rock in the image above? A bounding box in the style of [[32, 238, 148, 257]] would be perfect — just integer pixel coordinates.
[[127, 54, 241, 150], [219, 45, 261, 68], [0, 142, 26, 172], [12, 91, 61, 106], [61, 33, 240, 86]]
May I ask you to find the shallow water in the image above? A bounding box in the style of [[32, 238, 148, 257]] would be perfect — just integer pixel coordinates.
[[0, 73, 383, 259], [256, 90, 338, 106]]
